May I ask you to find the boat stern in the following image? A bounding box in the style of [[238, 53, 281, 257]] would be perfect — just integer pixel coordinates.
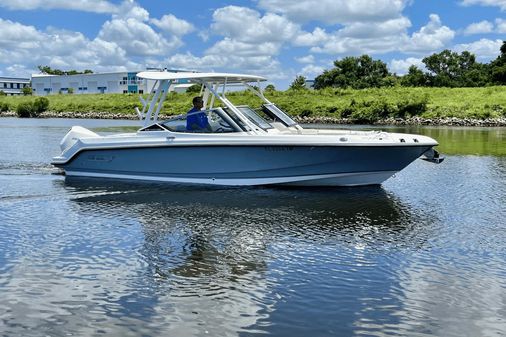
[[51, 126, 99, 166]]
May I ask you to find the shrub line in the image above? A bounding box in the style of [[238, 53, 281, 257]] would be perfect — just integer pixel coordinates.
[[1, 110, 505, 126]]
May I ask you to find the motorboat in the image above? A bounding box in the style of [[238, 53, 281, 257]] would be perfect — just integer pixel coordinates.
[[51, 71, 443, 186]]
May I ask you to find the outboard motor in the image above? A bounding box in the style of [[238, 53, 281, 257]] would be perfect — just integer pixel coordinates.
[[60, 126, 99, 152], [421, 148, 444, 164]]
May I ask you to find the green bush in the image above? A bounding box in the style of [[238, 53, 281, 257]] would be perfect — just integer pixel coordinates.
[[15, 97, 50, 118], [299, 109, 313, 117], [16, 102, 34, 118], [33, 97, 50, 114], [22, 87, 33, 96], [0, 91, 6, 96], [0, 102, 9, 112]]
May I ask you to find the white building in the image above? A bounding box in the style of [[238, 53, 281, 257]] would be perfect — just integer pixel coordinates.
[[31, 70, 194, 96], [0, 77, 30, 95], [31, 71, 150, 96]]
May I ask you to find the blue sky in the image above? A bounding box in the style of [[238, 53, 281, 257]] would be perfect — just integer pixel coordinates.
[[0, 0, 504, 88]]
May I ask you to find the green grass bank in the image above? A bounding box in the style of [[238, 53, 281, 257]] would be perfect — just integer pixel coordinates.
[[1, 86, 505, 123]]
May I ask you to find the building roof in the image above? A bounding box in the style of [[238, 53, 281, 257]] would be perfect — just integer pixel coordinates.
[[0, 76, 30, 82]]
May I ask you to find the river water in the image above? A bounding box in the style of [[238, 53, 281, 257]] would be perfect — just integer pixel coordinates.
[[0, 118, 505, 337]]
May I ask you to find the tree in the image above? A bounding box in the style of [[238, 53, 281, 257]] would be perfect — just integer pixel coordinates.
[[401, 66, 428, 87], [490, 41, 506, 84], [422, 50, 488, 87], [289, 75, 307, 90], [314, 55, 390, 89], [37, 65, 94, 75], [186, 84, 202, 94], [264, 84, 276, 92], [22, 86, 33, 95]]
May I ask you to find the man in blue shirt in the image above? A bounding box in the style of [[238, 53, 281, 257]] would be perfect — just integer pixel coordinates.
[[186, 96, 211, 131]]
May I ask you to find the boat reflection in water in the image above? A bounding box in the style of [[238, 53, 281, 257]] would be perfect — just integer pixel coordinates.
[[58, 178, 436, 335]]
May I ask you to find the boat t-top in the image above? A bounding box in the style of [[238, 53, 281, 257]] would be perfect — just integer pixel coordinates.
[[52, 71, 443, 186]]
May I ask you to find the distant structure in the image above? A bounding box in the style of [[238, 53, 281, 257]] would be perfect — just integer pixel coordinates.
[[0, 76, 30, 95], [31, 72, 149, 96], [31, 69, 197, 96], [304, 79, 315, 90]]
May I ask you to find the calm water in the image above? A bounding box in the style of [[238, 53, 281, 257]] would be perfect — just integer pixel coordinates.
[[0, 118, 505, 337]]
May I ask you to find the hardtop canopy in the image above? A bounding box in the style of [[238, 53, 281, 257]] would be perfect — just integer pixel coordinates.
[[136, 71, 267, 84]]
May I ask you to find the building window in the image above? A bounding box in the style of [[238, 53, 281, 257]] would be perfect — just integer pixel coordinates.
[[10, 83, 14, 88], [123, 77, 127, 81], [123, 90, 128, 94], [3, 83, 6, 88], [139, 90, 144, 94]]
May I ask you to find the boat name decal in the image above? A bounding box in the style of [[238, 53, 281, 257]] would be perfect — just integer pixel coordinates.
[[87, 155, 115, 162], [264, 146, 294, 152]]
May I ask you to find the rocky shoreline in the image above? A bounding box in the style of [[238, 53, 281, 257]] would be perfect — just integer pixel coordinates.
[[1, 110, 506, 126]]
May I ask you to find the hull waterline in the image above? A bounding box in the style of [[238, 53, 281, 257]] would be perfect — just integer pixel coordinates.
[[53, 144, 432, 187]]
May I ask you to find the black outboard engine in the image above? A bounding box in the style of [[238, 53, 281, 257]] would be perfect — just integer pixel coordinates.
[[421, 148, 444, 164]]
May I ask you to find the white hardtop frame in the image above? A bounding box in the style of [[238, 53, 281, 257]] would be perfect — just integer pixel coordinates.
[[135, 71, 302, 134]]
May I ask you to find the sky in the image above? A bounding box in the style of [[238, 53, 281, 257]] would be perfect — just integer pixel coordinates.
[[0, 0, 505, 88]]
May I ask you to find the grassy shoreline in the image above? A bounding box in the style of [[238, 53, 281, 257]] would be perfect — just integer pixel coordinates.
[[1, 86, 505, 125]]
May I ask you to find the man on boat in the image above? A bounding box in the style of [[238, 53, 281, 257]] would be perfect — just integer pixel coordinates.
[[186, 96, 211, 132]]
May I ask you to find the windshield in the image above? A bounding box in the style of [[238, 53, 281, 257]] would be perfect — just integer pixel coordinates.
[[225, 106, 273, 130], [262, 103, 298, 127], [160, 108, 239, 133]]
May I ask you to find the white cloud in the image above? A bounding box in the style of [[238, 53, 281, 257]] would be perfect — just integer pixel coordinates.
[[389, 57, 424, 75], [403, 14, 455, 52], [463, 20, 494, 35], [293, 28, 329, 47], [306, 16, 411, 54], [96, 2, 186, 57], [211, 6, 299, 44], [454, 38, 503, 61], [495, 18, 506, 32], [0, 18, 141, 77], [258, 0, 409, 24], [168, 5, 303, 79], [5, 64, 33, 78], [300, 64, 324, 78], [0, 18, 43, 49], [461, 0, 506, 10], [164, 52, 289, 80], [114, 1, 150, 21], [206, 38, 280, 57], [0, 0, 118, 14], [338, 17, 411, 38], [308, 14, 454, 55], [295, 55, 315, 63], [462, 18, 506, 34], [151, 14, 195, 36], [98, 18, 179, 56]]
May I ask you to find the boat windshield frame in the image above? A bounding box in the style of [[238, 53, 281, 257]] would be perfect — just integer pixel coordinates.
[[136, 72, 301, 134]]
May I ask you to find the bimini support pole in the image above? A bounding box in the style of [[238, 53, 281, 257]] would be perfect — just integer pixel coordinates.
[[203, 79, 266, 135], [244, 82, 303, 132], [153, 80, 171, 123], [143, 79, 167, 127], [136, 80, 158, 121]]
